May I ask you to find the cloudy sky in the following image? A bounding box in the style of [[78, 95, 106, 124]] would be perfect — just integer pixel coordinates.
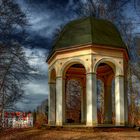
[[14, 0, 140, 111], [15, 0, 79, 111]]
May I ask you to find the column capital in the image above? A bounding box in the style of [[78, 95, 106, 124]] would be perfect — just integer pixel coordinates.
[[48, 81, 56, 84], [56, 76, 66, 80], [56, 76, 62, 79], [115, 75, 124, 78]]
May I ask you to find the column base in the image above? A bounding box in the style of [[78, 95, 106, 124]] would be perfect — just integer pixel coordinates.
[[81, 120, 86, 124], [56, 121, 63, 126], [86, 121, 97, 127], [115, 121, 125, 126], [48, 121, 56, 126]]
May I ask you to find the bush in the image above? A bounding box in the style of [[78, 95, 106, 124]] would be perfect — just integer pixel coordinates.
[[35, 113, 47, 129]]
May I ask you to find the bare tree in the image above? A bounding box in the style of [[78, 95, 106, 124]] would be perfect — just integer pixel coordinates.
[[66, 79, 81, 123], [0, 0, 31, 129], [74, 0, 131, 45], [97, 79, 104, 124], [134, 0, 140, 17]]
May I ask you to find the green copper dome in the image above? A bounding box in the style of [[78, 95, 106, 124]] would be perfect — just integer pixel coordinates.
[[48, 17, 126, 59]]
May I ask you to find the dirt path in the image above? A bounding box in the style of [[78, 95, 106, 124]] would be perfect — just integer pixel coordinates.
[[0, 128, 140, 140]]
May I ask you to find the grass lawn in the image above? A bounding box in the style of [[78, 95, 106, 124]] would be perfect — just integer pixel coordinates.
[[0, 127, 140, 140]]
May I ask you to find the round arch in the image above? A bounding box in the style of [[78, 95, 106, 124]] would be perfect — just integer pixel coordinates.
[[61, 59, 87, 77], [95, 58, 116, 125], [49, 68, 56, 83], [63, 61, 87, 124], [94, 58, 123, 76]]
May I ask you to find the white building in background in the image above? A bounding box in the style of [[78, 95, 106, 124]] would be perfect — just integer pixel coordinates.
[[3, 112, 33, 128]]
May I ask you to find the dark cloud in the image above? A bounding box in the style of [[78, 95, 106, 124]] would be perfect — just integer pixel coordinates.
[[25, 32, 52, 49], [16, 0, 77, 50], [14, 0, 77, 111], [24, 0, 69, 8], [14, 0, 140, 112], [17, 94, 48, 111], [15, 47, 48, 111]]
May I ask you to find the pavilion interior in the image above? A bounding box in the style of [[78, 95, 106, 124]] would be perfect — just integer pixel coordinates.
[[64, 63, 115, 125]]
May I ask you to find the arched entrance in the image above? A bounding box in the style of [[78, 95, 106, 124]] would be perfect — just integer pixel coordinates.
[[64, 64, 86, 124], [96, 63, 115, 124]]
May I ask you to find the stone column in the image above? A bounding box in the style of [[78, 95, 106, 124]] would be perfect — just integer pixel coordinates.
[[104, 84, 112, 124], [124, 76, 128, 125], [48, 82, 56, 126], [81, 90, 84, 123], [81, 88, 86, 123], [115, 75, 125, 126], [56, 77, 64, 126], [86, 73, 97, 126]]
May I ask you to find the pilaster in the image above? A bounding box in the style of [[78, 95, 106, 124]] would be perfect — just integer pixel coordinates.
[[48, 83, 56, 126]]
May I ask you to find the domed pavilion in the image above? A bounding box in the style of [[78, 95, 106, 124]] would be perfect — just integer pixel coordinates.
[[47, 17, 129, 127]]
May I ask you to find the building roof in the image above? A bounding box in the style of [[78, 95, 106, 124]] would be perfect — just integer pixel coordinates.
[[47, 17, 127, 61]]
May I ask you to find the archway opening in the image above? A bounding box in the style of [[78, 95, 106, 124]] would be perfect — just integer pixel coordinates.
[[96, 63, 115, 125], [65, 64, 86, 124]]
